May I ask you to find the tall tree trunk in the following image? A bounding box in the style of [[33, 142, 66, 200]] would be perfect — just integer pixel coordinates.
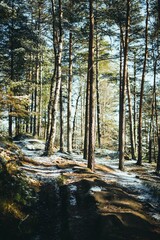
[[72, 91, 81, 148], [148, 106, 153, 163], [60, 83, 64, 152], [81, 87, 84, 149], [126, 74, 136, 159], [33, 58, 39, 137], [30, 90, 34, 134], [34, 1, 42, 137], [9, 0, 15, 137], [149, 58, 158, 163], [45, 0, 63, 156], [133, 52, 137, 154], [153, 59, 158, 137], [88, 0, 95, 171], [158, 0, 160, 24], [118, 25, 123, 152], [36, 2, 42, 138], [67, 31, 73, 153], [137, 0, 149, 165], [95, 31, 101, 148], [156, 135, 160, 173], [95, 0, 101, 148], [83, 62, 90, 159], [43, 107, 46, 139], [46, 67, 57, 141], [46, 0, 57, 142], [38, 55, 43, 137], [119, 0, 130, 171]]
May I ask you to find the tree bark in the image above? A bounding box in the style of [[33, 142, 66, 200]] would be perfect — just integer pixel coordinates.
[[37, 55, 43, 137], [60, 83, 64, 152], [95, 0, 101, 149], [149, 59, 157, 163], [96, 31, 101, 148], [45, 0, 63, 156], [158, 0, 160, 24], [88, 0, 95, 171], [83, 61, 90, 159], [9, 0, 15, 137], [33, 54, 39, 137], [118, 25, 123, 152], [81, 87, 84, 149], [67, 31, 73, 153], [46, 0, 57, 142], [119, 0, 130, 171], [30, 91, 34, 134], [72, 90, 81, 148], [37, 2, 42, 138], [153, 59, 158, 137], [156, 135, 160, 173], [133, 52, 137, 154], [137, 0, 149, 165], [126, 74, 136, 159], [148, 119, 153, 164]]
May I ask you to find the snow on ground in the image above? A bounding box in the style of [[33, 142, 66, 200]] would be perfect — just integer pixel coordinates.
[[14, 139, 160, 221]]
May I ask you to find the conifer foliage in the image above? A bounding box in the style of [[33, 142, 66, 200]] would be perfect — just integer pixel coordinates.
[[0, 0, 160, 172]]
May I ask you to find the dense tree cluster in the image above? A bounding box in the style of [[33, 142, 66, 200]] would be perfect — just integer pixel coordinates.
[[0, 0, 160, 172]]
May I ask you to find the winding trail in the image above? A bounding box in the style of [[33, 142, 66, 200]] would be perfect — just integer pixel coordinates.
[[14, 138, 160, 220], [13, 138, 160, 240]]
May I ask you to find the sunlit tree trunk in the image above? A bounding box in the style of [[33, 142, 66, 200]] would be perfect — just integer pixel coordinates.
[[137, 0, 149, 165], [67, 31, 73, 153], [81, 87, 84, 149], [36, 3, 43, 138], [45, 0, 63, 155], [126, 74, 136, 159], [46, 0, 57, 142], [133, 52, 137, 154], [148, 104, 154, 163], [95, 31, 101, 148], [33, 1, 43, 137], [33, 55, 39, 136], [60, 83, 64, 152], [88, 0, 95, 171], [83, 64, 90, 159], [30, 90, 34, 134], [43, 106, 47, 139], [95, 0, 101, 148], [157, 135, 160, 173], [149, 58, 158, 163], [37, 55, 43, 137], [118, 25, 123, 152], [25, 67, 30, 133], [119, 0, 130, 171], [72, 90, 81, 148], [153, 59, 158, 137]]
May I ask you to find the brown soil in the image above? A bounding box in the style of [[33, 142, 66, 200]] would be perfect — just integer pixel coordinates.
[[20, 156, 160, 240], [1, 143, 160, 240]]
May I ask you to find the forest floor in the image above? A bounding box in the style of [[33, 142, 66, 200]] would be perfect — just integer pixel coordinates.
[[0, 135, 160, 240]]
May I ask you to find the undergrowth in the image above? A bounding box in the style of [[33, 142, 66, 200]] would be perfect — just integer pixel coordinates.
[[0, 139, 38, 239]]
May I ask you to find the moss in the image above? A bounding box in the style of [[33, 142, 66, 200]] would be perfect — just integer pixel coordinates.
[[0, 139, 41, 239], [57, 174, 67, 186], [0, 168, 39, 239]]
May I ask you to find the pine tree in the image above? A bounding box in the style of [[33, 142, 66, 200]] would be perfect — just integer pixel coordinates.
[[45, 0, 63, 155], [87, 0, 95, 171]]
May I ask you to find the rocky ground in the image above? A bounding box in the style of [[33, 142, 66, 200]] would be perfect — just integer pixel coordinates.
[[0, 136, 160, 240]]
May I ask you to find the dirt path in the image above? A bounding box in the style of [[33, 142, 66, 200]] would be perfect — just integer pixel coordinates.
[[18, 158, 160, 239], [10, 137, 160, 240]]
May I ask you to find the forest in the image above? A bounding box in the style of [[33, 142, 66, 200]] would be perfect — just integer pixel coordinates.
[[0, 0, 160, 240]]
